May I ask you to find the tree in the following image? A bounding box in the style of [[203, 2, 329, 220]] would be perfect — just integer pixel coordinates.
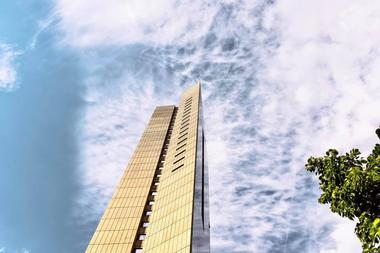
[[305, 127, 380, 253]]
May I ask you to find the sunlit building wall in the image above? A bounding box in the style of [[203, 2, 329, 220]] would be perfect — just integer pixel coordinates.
[[85, 83, 210, 253]]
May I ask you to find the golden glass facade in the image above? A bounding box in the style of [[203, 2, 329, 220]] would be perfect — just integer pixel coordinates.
[[86, 83, 210, 253]]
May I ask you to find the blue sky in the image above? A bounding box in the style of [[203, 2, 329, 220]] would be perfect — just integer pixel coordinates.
[[1, 0, 379, 253]]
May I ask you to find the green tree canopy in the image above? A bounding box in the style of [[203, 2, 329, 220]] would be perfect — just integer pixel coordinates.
[[305, 127, 380, 253]]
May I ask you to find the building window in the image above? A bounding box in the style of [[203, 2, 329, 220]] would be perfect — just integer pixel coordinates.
[[177, 137, 187, 145], [138, 234, 146, 240], [172, 164, 184, 172], [173, 156, 185, 165], [142, 222, 149, 227], [174, 149, 186, 157]]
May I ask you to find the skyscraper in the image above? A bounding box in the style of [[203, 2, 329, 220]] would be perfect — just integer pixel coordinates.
[[85, 83, 210, 253]]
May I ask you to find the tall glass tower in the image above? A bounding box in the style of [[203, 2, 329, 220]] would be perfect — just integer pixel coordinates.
[[85, 83, 210, 253]]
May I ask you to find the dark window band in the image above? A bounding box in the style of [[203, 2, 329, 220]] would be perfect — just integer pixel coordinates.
[[174, 149, 186, 157], [181, 118, 190, 125], [173, 156, 185, 164], [178, 132, 188, 140], [177, 138, 187, 145], [176, 143, 187, 151], [182, 111, 191, 117], [179, 128, 189, 135], [180, 123, 189, 130], [182, 114, 191, 121], [172, 164, 184, 172]]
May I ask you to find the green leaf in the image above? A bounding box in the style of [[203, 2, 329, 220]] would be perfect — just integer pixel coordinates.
[[305, 126, 380, 252]]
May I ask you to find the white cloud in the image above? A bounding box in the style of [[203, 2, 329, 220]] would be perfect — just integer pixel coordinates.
[[55, 0, 380, 252], [320, 218, 362, 253], [55, 0, 217, 47], [0, 248, 30, 253], [29, 15, 56, 50], [0, 43, 19, 92], [253, 0, 380, 251]]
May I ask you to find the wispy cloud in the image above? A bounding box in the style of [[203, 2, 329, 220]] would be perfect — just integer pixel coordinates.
[[54, 0, 380, 252], [0, 247, 30, 253], [29, 15, 57, 50], [55, 0, 217, 47], [0, 43, 20, 92]]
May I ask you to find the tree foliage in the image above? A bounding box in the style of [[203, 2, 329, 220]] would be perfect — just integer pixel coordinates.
[[305, 127, 380, 252]]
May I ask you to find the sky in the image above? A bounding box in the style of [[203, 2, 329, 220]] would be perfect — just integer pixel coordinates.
[[0, 0, 379, 253]]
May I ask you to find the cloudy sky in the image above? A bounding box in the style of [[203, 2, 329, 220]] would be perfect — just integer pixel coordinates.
[[1, 0, 379, 252]]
